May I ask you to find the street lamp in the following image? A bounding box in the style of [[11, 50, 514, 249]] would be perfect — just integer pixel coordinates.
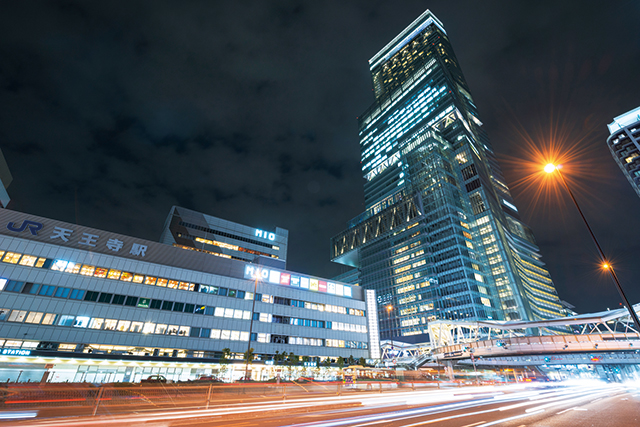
[[386, 304, 394, 354], [544, 163, 640, 329]]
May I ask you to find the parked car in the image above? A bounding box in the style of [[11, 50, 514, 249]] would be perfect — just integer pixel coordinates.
[[141, 375, 169, 384], [197, 376, 222, 382]]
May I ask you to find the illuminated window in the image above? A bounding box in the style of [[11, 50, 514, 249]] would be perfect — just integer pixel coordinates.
[[51, 260, 68, 271], [65, 262, 80, 273], [42, 313, 57, 325], [3, 252, 22, 264], [80, 265, 95, 276], [167, 280, 179, 289], [259, 313, 271, 322], [142, 322, 155, 334], [19, 255, 37, 267], [107, 269, 122, 280], [74, 316, 90, 328], [116, 320, 131, 332], [89, 318, 104, 329], [132, 274, 144, 284], [58, 315, 75, 326], [145, 276, 157, 286], [156, 278, 168, 287], [25, 311, 43, 324], [120, 272, 133, 282], [155, 324, 167, 335], [129, 322, 143, 333], [394, 265, 411, 274], [395, 274, 413, 284], [393, 255, 410, 265], [104, 319, 117, 331], [93, 268, 107, 278]]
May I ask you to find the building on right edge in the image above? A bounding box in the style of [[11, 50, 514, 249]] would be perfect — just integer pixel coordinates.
[[607, 106, 640, 198], [0, 149, 12, 208], [331, 10, 565, 343]]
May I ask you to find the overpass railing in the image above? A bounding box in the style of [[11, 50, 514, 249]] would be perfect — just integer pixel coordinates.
[[434, 332, 640, 360]]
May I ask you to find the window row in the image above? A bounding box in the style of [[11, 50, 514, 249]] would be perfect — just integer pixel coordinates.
[[0, 251, 203, 293], [0, 308, 367, 349], [325, 339, 369, 349], [0, 280, 251, 318], [1, 279, 363, 329], [0, 251, 364, 319], [255, 313, 367, 334], [256, 293, 365, 317]]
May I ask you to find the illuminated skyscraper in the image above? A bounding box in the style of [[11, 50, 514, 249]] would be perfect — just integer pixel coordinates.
[[331, 10, 565, 343], [607, 106, 640, 198]]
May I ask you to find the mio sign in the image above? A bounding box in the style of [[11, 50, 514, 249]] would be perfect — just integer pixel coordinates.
[[255, 229, 276, 241]]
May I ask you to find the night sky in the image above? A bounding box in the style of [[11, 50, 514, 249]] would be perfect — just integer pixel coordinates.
[[1, 1, 639, 315]]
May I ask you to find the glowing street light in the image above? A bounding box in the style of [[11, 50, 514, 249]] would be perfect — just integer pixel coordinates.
[[386, 305, 395, 353], [545, 163, 640, 328]]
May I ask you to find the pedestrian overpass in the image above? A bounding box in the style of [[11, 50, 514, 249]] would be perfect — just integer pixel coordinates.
[[381, 303, 640, 369]]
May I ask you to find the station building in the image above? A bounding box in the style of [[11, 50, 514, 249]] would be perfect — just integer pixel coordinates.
[[0, 209, 379, 383]]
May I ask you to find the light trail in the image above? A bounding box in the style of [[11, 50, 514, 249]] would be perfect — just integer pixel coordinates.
[[287, 384, 625, 427], [14, 383, 630, 427]]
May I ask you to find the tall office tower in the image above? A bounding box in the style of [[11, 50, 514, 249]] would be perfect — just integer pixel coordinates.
[[607, 106, 640, 198], [331, 10, 565, 343]]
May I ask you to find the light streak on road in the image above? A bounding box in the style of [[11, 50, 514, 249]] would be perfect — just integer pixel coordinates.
[[0, 411, 38, 420], [286, 383, 627, 427], [10, 381, 634, 427]]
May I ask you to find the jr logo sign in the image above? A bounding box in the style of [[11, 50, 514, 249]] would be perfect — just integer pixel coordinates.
[[7, 220, 44, 236]]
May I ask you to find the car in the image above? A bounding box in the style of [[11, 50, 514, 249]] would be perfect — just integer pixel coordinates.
[[141, 374, 168, 384], [197, 376, 222, 382]]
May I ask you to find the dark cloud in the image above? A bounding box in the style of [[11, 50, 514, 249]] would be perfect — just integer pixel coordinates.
[[1, 0, 639, 314]]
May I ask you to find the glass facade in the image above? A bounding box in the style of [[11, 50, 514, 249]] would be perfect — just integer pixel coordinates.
[[607, 106, 640, 199], [331, 10, 565, 343]]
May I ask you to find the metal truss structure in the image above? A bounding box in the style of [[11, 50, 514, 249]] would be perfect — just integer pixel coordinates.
[[380, 304, 640, 367], [330, 196, 422, 264]]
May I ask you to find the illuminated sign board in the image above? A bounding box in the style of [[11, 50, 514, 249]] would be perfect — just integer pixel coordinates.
[[244, 265, 352, 298], [255, 229, 276, 241], [1, 349, 31, 356], [4, 217, 150, 258]]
